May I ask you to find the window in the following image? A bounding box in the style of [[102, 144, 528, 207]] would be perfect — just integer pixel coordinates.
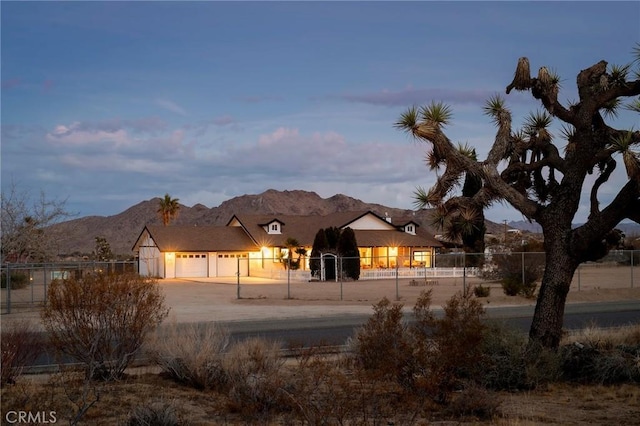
[[413, 251, 432, 267]]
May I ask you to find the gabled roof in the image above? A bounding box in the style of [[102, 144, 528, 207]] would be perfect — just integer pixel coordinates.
[[134, 225, 257, 252], [229, 211, 442, 248]]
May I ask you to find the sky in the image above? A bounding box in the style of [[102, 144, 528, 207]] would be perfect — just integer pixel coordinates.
[[2, 1, 639, 224]]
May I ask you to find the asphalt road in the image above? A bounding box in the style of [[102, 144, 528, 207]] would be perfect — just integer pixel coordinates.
[[222, 300, 640, 348], [23, 300, 640, 369]]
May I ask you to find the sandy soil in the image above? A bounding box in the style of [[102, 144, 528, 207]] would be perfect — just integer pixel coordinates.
[[2, 266, 640, 327], [1, 268, 639, 425]]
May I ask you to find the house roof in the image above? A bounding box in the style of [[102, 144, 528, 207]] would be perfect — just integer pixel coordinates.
[[132, 211, 442, 254], [229, 211, 442, 248], [138, 225, 258, 252]]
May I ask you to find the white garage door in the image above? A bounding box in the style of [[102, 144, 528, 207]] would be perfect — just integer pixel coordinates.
[[217, 253, 249, 277], [175, 253, 208, 277]]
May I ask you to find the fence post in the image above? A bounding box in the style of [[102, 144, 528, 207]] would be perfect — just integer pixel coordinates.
[[287, 257, 291, 300], [339, 256, 343, 301], [44, 264, 48, 303], [236, 257, 241, 299], [521, 251, 525, 289], [395, 263, 399, 301], [462, 252, 467, 294], [631, 250, 634, 289], [6, 264, 11, 314], [577, 264, 581, 292]]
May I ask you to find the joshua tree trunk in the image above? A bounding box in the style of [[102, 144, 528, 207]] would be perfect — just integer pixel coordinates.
[[529, 235, 579, 348], [397, 51, 640, 349]]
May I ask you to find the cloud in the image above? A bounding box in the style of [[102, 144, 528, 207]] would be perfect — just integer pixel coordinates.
[[1, 78, 22, 90], [42, 79, 54, 92], [44, 119, 193, 160], [46, 122, 131, 147], [155, 98, 188, 116], [338, 87, 498, 107], [204, 126, 424, 187], [212, 115, 236, 126], [238, 95, 283, 103]]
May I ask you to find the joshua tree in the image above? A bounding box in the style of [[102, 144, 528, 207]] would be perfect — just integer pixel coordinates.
[[157, 194, 180, 226], [397, 47, 640, 349]]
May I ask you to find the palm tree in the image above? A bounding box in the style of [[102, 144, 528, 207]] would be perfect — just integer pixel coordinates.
[[157, 194, 180, 226]]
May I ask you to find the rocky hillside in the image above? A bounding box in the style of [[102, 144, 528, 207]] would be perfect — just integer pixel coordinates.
[[50, 189, 456, 257]]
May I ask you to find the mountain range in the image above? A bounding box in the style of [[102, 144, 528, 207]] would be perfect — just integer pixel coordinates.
[[50, 189, 507, 257], [49, 189, 639, 258]]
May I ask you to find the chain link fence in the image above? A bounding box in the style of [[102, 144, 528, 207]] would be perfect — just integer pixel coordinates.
[[2, 251, 637, 311], [1, 261, 137, 314]]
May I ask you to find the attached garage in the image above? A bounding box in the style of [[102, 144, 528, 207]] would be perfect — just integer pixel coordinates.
[[214, 253, 249, 277], [133, 226, 258, 279], [175, 253, 208, 277]]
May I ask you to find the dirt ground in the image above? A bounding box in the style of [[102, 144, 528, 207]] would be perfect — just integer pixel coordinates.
[[2, 266, 640, 327], [1, 267, 640, 425]]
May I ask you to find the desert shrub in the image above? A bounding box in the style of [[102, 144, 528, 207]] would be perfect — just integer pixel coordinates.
[[563, 323, 640, 349], [126, 400, 188, 426], [559, 323, 640, 384], [443, 384, 501, 421], [146, 321, 229, 390], [354, 291, 488, 403], [0, 271, 29, 289], [473, 284, 491, 297], [284, 348, 360, 424], [560, 342, 640, 384], [493, 252, 543, 298], [223, 337, 289, 421], [352, 297, 413, 382], [422, 290, 486, 402], [41, 272, 169, 381], [474, 322, 529, 390], [472, 322, 561, 391], [1, 319, 43, 384]]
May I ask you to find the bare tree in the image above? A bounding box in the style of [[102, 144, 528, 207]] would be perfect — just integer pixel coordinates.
[[1, 182, 73, 263], [397, 47, 640, 349]]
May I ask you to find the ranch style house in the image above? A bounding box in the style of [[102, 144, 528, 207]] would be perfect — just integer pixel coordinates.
[[132, 211, 442, 279]]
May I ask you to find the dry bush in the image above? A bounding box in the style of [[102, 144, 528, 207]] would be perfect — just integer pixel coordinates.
[[351, 297, 413, 383], [475, 322, 561, 391], [126, 399, 190, 426], [413, 290, 486, 403], [352, 291, 489, 405], [283, 348, 361, 424], [492, 252, 544, 298], [146, 321, 229, 390], [1, 319, 42, 385], [443, 384, 501, 421], [41, 272, 169, 381], [223, 337, 289, 422], [563, 323, 640, 349], [473, 284, 491, 297], [560, 323, 640, 385]]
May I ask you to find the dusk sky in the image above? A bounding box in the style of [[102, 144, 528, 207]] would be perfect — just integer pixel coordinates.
[[2, 1, 639, 224]]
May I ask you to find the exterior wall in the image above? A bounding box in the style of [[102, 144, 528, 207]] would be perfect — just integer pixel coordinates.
[[138, 234, 163, 277], [347, 215, 395, 230]]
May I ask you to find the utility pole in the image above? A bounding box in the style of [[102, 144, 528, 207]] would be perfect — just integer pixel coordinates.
[[503, 220, 508, 244]]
